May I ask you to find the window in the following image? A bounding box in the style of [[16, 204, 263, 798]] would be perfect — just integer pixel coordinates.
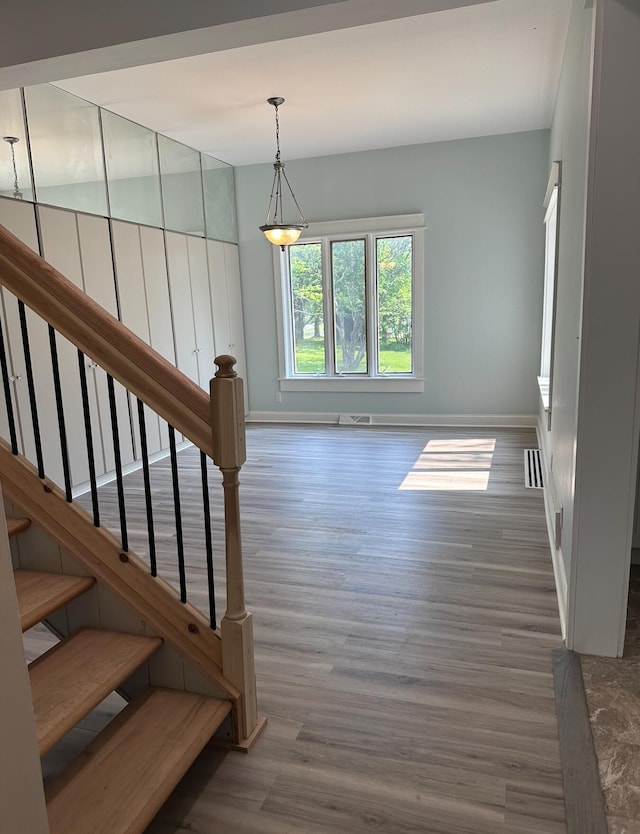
[[274, 215, 424, 392], [539, 162, 561, 424]]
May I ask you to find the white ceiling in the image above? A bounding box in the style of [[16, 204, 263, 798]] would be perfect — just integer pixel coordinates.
[[55, 0, 572, 167]]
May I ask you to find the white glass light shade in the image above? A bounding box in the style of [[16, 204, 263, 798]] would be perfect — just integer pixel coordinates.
[[260, 225, 303, 246]]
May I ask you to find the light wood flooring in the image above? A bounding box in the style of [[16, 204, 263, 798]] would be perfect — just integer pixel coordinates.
[[26, 424, 567, 833]]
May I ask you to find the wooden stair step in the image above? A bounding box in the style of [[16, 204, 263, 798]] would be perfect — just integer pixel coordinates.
[[46, 687, 232, 834], [30, 628, 162, 756], [7, 516, 30, 537], [14, 570, 95, 632]]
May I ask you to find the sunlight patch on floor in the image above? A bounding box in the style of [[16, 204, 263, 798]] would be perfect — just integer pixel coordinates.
[[399, 438, 496, 491]]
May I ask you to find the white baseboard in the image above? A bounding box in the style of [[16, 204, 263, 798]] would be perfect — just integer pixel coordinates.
[[536, 415, 568, 640], [247, 411, 537, 428], [72, 439, 193, 499], [550, 542, 568, 641]]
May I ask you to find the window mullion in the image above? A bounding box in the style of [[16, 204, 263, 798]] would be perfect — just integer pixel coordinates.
[[366, 234, 377, 377], [283, 249, 296, 376], [322, 238, 336, 376]]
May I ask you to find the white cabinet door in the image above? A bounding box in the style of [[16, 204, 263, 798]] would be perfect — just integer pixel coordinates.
[[35, 206, 99, 488], [206, 240, 231, 360], [140, 225, 174, 450], [186, 235, 216, 389], [77, 213, 135, 472], [0, 199, 41, 465], [111, 221, 149, 342], [165, 232, 199, 385], [0, 199, 246, 489], [206, 240, 248, 413], [111, 220, 164, 457], [141, 226, 175, 364], [223, 243, 248, 390], [0, 296, 16, 446]]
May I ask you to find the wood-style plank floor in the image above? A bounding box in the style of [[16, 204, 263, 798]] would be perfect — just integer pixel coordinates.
[[36, 424, 567, 833]]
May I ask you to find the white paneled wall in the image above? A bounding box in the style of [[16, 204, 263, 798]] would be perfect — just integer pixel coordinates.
[[0, 196, 247, 491]]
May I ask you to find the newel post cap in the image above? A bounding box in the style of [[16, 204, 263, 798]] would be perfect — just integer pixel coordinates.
[[214, 355, 238, 379]]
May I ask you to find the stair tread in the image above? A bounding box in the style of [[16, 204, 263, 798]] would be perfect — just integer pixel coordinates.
[[46, 687, 232, 834], [14, 570, 95, 632], [30, 628, 162, 756], [7, 516, 30, 537]]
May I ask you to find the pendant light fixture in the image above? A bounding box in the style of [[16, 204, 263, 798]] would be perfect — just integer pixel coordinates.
[[3, 136, 23, 200], [259, 97, 307, 249]]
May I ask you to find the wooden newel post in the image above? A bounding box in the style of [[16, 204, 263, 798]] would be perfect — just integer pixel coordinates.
[[211, 355, 258, 742]]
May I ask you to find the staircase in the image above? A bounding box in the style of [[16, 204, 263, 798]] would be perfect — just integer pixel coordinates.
[[0, 222, 264, 831], [10, 517, 233, 833]]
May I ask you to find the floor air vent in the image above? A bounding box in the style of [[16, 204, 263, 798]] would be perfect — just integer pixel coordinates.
[[524, 449, 544, 489], [338, 414, 372, 425]]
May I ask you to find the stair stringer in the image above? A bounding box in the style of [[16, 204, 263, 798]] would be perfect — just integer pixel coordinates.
[[1, 440, 241, 719], [6, 497, 22, 570], [14, 524, 231, 704], [11, 499, 219, 700]]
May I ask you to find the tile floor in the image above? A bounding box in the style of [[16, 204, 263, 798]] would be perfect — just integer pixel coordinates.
[[582, 565, 640, 834]]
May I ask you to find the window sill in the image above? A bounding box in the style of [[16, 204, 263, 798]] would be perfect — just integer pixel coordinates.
[[279, 376, 425, 393], [538, 376, 550, 411]]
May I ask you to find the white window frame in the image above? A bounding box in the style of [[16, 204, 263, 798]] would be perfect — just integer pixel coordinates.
[[538, 162, 561, 426], [273, 214, 424, 392]]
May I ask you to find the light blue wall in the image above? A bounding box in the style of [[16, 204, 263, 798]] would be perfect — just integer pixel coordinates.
[[235, 129, 549, 418]]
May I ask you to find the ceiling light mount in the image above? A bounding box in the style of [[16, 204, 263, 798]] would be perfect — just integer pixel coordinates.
[[259, 96, 307, 249], [3, 136, 23, 200]]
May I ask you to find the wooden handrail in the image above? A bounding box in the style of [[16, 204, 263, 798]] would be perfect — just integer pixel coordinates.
[[0, 224, 213, 458]]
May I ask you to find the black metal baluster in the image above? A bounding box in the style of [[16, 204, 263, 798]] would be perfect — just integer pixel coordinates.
[[137, 398, 157, 577], [0, 314, 19, 454], [77, 351, 100, 527], [107, 374, 128, 551], [200, 451, 216, 628], [48, 326, 72, 501], [17, 301, 44, 478], [168, 425, 187, 603]]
